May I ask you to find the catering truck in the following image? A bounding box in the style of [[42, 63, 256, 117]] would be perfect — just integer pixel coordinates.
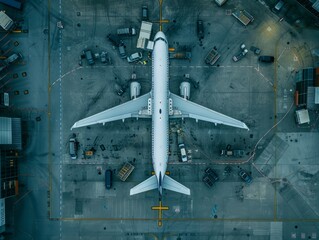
[[136, 21, 153, 50]]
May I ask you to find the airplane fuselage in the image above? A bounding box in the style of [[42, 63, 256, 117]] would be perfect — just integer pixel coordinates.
[[152, 32, 169, 195]]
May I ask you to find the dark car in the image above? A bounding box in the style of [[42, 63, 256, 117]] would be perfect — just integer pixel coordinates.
[[258, 55, 275, 63], [197, 20, 204, 39], [118, 44, 127, 59], [205, 167, 219, 181], [238, 170, 252, 184], [107, 34, 124, 47], [105, 169, 112, 189], [142, 6, 148, 20], [202, 175, 214, 188], [83, 50, 95, 65]]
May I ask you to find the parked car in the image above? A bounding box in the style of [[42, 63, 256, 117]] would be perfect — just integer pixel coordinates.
[[83, 50, 94, 65], [258, 55, 275, 63], [205, 167, 219, 181], [178, 143, 188, 162], [142, 6, 148, 20], [118, 44, 127, 59], [238, 169, 252, 184], [250, 46, 261, 55], [197, 20, 204, 39], [127, 52, 142, 63], [107, 34, 124, 47]]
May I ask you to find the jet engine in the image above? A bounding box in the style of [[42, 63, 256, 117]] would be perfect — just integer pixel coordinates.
[[179, 81, 190, 100], [130, 81, 141, 99]]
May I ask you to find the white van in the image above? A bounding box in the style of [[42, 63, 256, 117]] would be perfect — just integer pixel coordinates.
[[178, 143, 188, 162], [69, 138, 78, 160]]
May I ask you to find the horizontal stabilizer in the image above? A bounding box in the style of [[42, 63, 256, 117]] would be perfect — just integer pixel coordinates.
[[162, 175, 190, 195], [130, 175, 158, 196]]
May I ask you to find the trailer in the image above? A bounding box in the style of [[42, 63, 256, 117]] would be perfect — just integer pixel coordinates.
[[118, 162, 135, 181], [137, 21, 153, 50], [232, 10, 254, 26], [204, 48, 220, 65]]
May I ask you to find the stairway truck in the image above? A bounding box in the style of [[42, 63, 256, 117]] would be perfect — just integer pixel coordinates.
[[0, 11, 15, 31], [205, 48, 221, 65]]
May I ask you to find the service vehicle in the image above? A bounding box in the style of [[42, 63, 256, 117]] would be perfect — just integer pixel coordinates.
[[258, 55, 275, 63], [118, 44, 127, 59], [232, 10, 254, 26], [232, 44, 248, 62], [197, 20, 204, 39], [142, 6, 148, 20], [0, 11, 15, 31], [69, 138, 78, 160], [107, 34, 124, 47], [205, 48, 220, 65], [169, 51, 191, 60], [137, 21, 153, 50], [127, 52, 142, 63], [105, 169, 112, 189], [0, 92, 9, 106], [4, 52, 22, 65], [238, 169, 252, 184], [178, 143, 188, 162], [250, 46, 261, 55], [117, 27, 136, 36], [83, 50, 94, 65]]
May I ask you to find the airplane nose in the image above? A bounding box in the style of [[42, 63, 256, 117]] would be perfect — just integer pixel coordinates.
[[154, 31, 166, 41]]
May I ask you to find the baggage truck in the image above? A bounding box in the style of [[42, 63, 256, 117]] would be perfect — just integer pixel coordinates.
[[0, 11, 15, 31], [117, 27, 136, 36]]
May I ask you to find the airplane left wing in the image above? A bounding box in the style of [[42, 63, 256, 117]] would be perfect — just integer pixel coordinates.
[[71, 92, 152, 129], [169, 93, 249, 130]]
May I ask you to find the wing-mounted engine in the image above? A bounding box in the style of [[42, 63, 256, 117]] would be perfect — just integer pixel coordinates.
[[130, 81, 141, 99], [179, 81, 190, 100]]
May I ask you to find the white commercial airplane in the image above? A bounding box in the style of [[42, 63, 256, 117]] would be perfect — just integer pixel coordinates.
[[71, 31, 248, 197]]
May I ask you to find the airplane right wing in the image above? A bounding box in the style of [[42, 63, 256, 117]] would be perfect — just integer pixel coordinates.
[[169, 93, 249, 130], [71, 92, 152, 129]]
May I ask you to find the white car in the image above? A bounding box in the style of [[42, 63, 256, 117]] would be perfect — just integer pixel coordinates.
[[178, 143, 188, 162], [127, 52, 142, 63]]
